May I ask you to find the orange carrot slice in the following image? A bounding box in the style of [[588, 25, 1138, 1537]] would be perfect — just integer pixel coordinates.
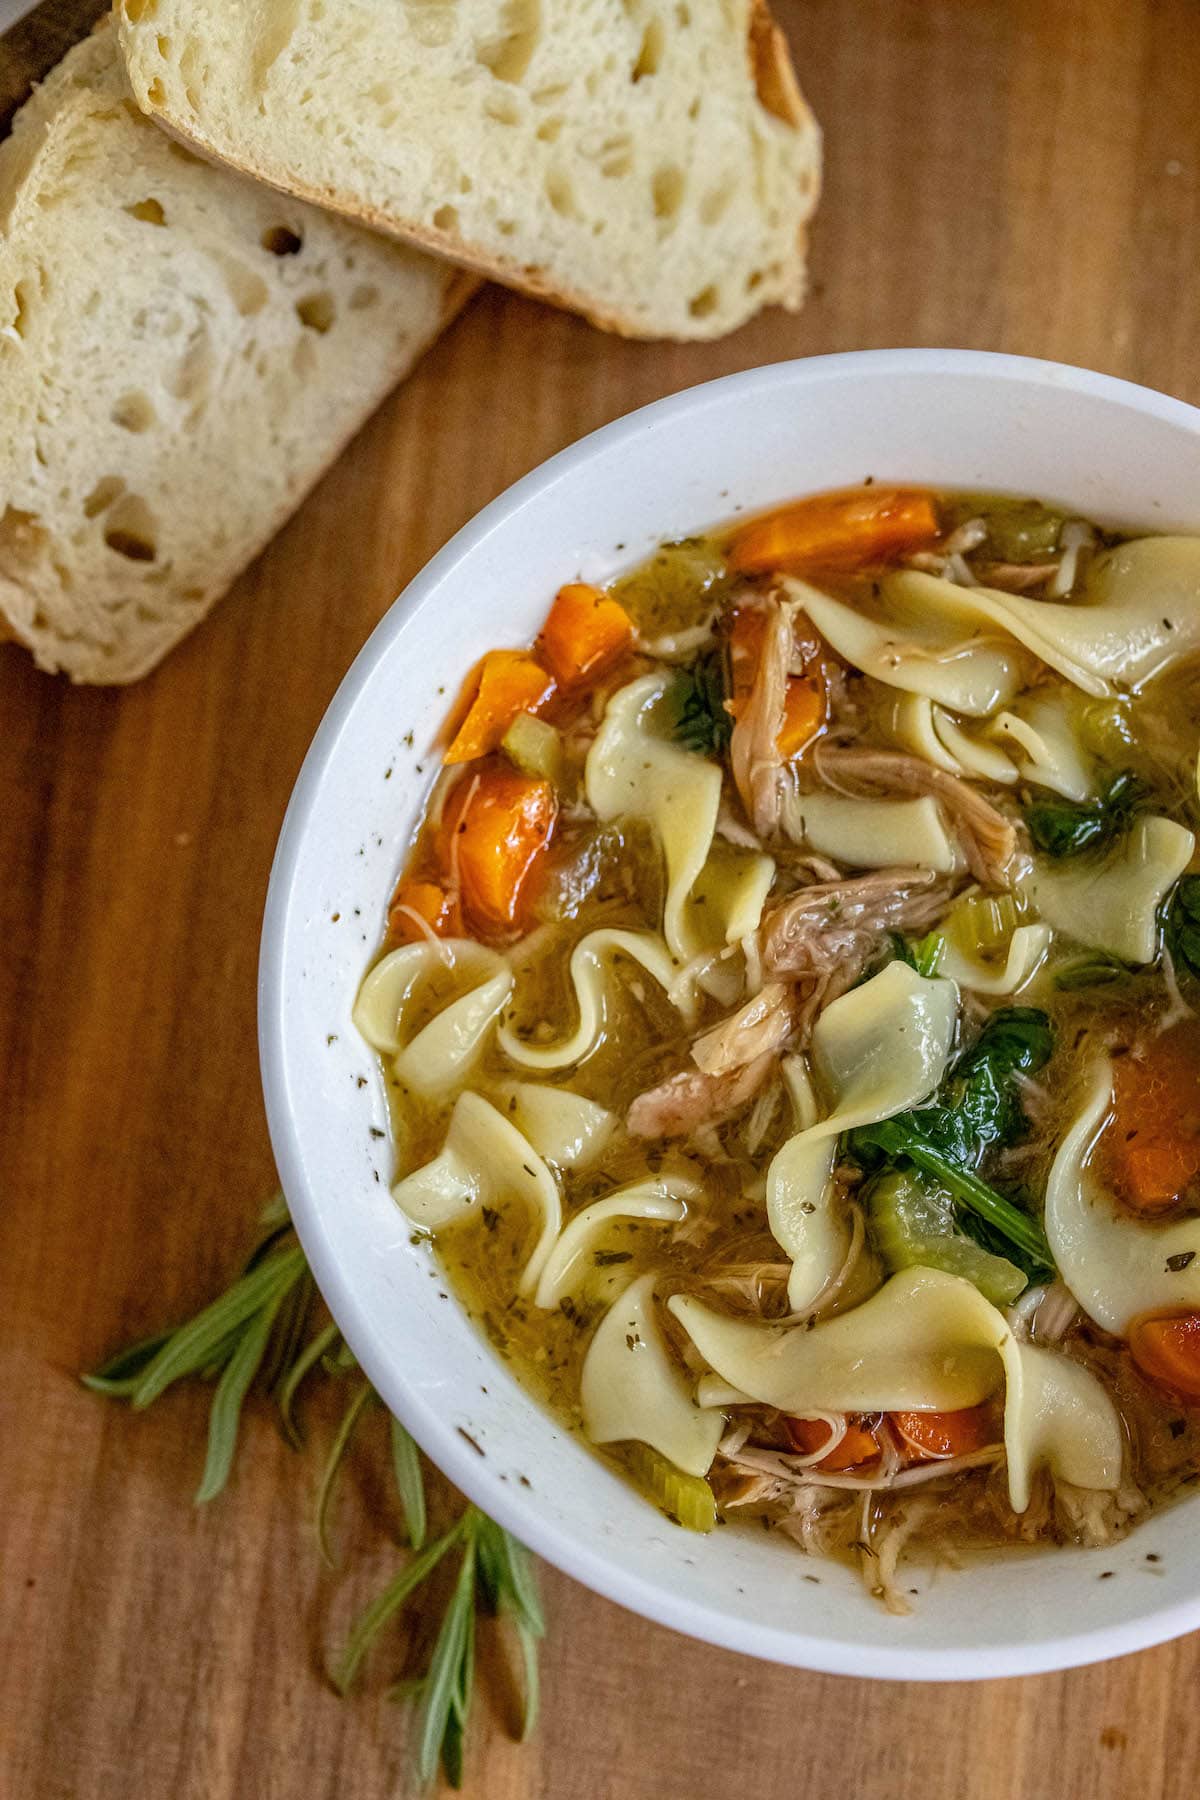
[[1129, 1312, 1200, 1401], [444, 651, 555, 765], [539, 583, 634, 688], [440, 764, 557, 935], [729, 486, 941, 576]]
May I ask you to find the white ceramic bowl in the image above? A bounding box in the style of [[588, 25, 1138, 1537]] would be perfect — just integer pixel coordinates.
[[260, 350, 1200, 1679]]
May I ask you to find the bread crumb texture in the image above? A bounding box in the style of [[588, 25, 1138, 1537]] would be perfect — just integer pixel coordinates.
[[117, 0, 821, 341], [0, 26, 467, 683]]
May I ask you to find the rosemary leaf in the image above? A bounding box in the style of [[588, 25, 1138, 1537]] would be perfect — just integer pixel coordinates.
[[493, 1529, 544, 1637], [389, 1415, 427, 1552], [413, 1531, 477, 1789], [260, 1269, 314, 1396], [316, 1378, 376, 1568], [513, 1617, 541, 1741], [82, 1329, 175, 1396], [333, 1524, 465, 1694], [129, 1247, 306, 1409], [276, 1319, 342, 1448], [195, 1285, 290, 1505]]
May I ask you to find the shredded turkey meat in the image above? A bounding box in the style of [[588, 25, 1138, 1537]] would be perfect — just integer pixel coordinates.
[[729, 597, 793, 838], [690, 981, 795, 1076], [759, 866, 959, 1033], [627, 1049, 777, 1140], [813, 743, 1016, 885]]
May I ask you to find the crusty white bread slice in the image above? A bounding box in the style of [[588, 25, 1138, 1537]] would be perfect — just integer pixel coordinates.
[[115, 0, 820, 342], [0, 26, 475, 683]]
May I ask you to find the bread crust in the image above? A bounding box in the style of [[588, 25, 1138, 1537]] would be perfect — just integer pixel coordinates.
[[118, 0, 820, 342]]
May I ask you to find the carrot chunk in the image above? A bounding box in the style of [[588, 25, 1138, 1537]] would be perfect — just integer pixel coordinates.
[[539, 583, 634, 688], [1129, 1312, 1200, 1402], [891, 1404, 994, 1462], [729, 486, 941, 576], [440, 764, 557, 935], [1105, 1021, 1200, 1216], [444, 650, 556, 765], [785, 1414, 882, 1471], [727, 604, 828, 759], [387, 878, 462, 946]]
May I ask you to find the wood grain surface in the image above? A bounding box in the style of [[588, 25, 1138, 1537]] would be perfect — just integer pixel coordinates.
[[5, 2, 1200, 1796]]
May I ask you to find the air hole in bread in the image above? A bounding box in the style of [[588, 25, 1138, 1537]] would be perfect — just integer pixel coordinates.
[[104, 496, 159, 563], [292, 335, 317, 378], [601, 148, 633, 179], [125, 198, 167, 226], [688, 95, 700, 121], [543, 171, 576, 219], [0, 505, 47, 561], [484, 92, 522, 126], [367, 81, 395, 106], [536, 116, 563, 143], [632, 19, 664, 80], [688, 284, 719, 319], [349, 284, 380, 311], [147, 78, 167, 107], [262, 224, 303, 256], [111, 392, 157, 434], [746, 269, 764, 293], [156, 33, 171, 56], [218, 257, 270, 317], [122, 0, 159, 19], [296, 291, 336, 333], [167, 330, 214, 403], [652, 164, 685, 222], [700, 180, 733, 225], [83, 477, 126, 519], [432, 204, 460, 233], [496, 219, 517, 237], [10, 279, 36, 339], [474, 0, 542, 84], [676, 1, 690, 22]]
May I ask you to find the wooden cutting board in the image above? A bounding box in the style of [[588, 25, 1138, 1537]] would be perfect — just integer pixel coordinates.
[[3, 2, 1200, 1795]]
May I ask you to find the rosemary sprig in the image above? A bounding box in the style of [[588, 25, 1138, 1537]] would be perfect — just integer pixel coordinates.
[[84, 1195, 543, 1789]]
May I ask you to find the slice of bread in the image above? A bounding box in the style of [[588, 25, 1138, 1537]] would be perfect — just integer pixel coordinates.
[[116, 0, 821, 342], [0, 27, 475, 684]]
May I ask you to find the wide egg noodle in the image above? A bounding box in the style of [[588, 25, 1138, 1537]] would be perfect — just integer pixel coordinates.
[[939, 923, 1052, 996], [352, 940, 513, 1097], [496, 927, 687, 1071], [500, 1082, 616, 1171], [985, 693, 1095, 802], [781, 789, 962, 873], [1022, 815, 1194, 964], [1045, 1059, 1200, 1333], [532, 1175, 699, 1309], [581, 1272, 725, 1476], [767, 1056, 843, 1312], [669, 1267, 1122, 1510], [391, 1091, 562, 1296], [786, 571, 1028, 716], [585, 674, 775, 963], [930, 706, 1019, 784], [978, 536, 1200, 693], [797, 961, 959, 1147]]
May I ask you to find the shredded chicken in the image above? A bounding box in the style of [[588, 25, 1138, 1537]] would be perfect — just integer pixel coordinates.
[[813, 743, 1016, 885], [627, 1049, 777, 1140], [729, 596, 792, 837], [973, 559, 1060, 593], [759, 866, 959, 1036], [690, 981, 795, 1077]]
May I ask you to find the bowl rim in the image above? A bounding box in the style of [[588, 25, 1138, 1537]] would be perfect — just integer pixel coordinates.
[[260, 347, 1200, 1680]]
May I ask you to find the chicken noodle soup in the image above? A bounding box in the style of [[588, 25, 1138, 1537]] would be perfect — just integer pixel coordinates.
[[354, 486, 1200, 1610]]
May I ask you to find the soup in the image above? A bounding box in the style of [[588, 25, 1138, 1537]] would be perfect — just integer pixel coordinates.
[[354, 485, 1200, 1610]]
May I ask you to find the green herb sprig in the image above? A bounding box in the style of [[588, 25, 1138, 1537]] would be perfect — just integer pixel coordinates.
[[665, 650, 732, 757], [85, 1197, 541, 1790], [1024, 768, 1145, 858], [848, 1007, 1056, 1276], [1166, 873, 1200, 981]]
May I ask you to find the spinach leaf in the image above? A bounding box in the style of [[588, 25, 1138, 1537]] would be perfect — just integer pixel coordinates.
[[1024, 769, 1145, 858], [847, 1007, 1055, 1270], [1166, 873, 1200, 980], [665, 650, 732, 758], [889, 930, 945, 978]]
